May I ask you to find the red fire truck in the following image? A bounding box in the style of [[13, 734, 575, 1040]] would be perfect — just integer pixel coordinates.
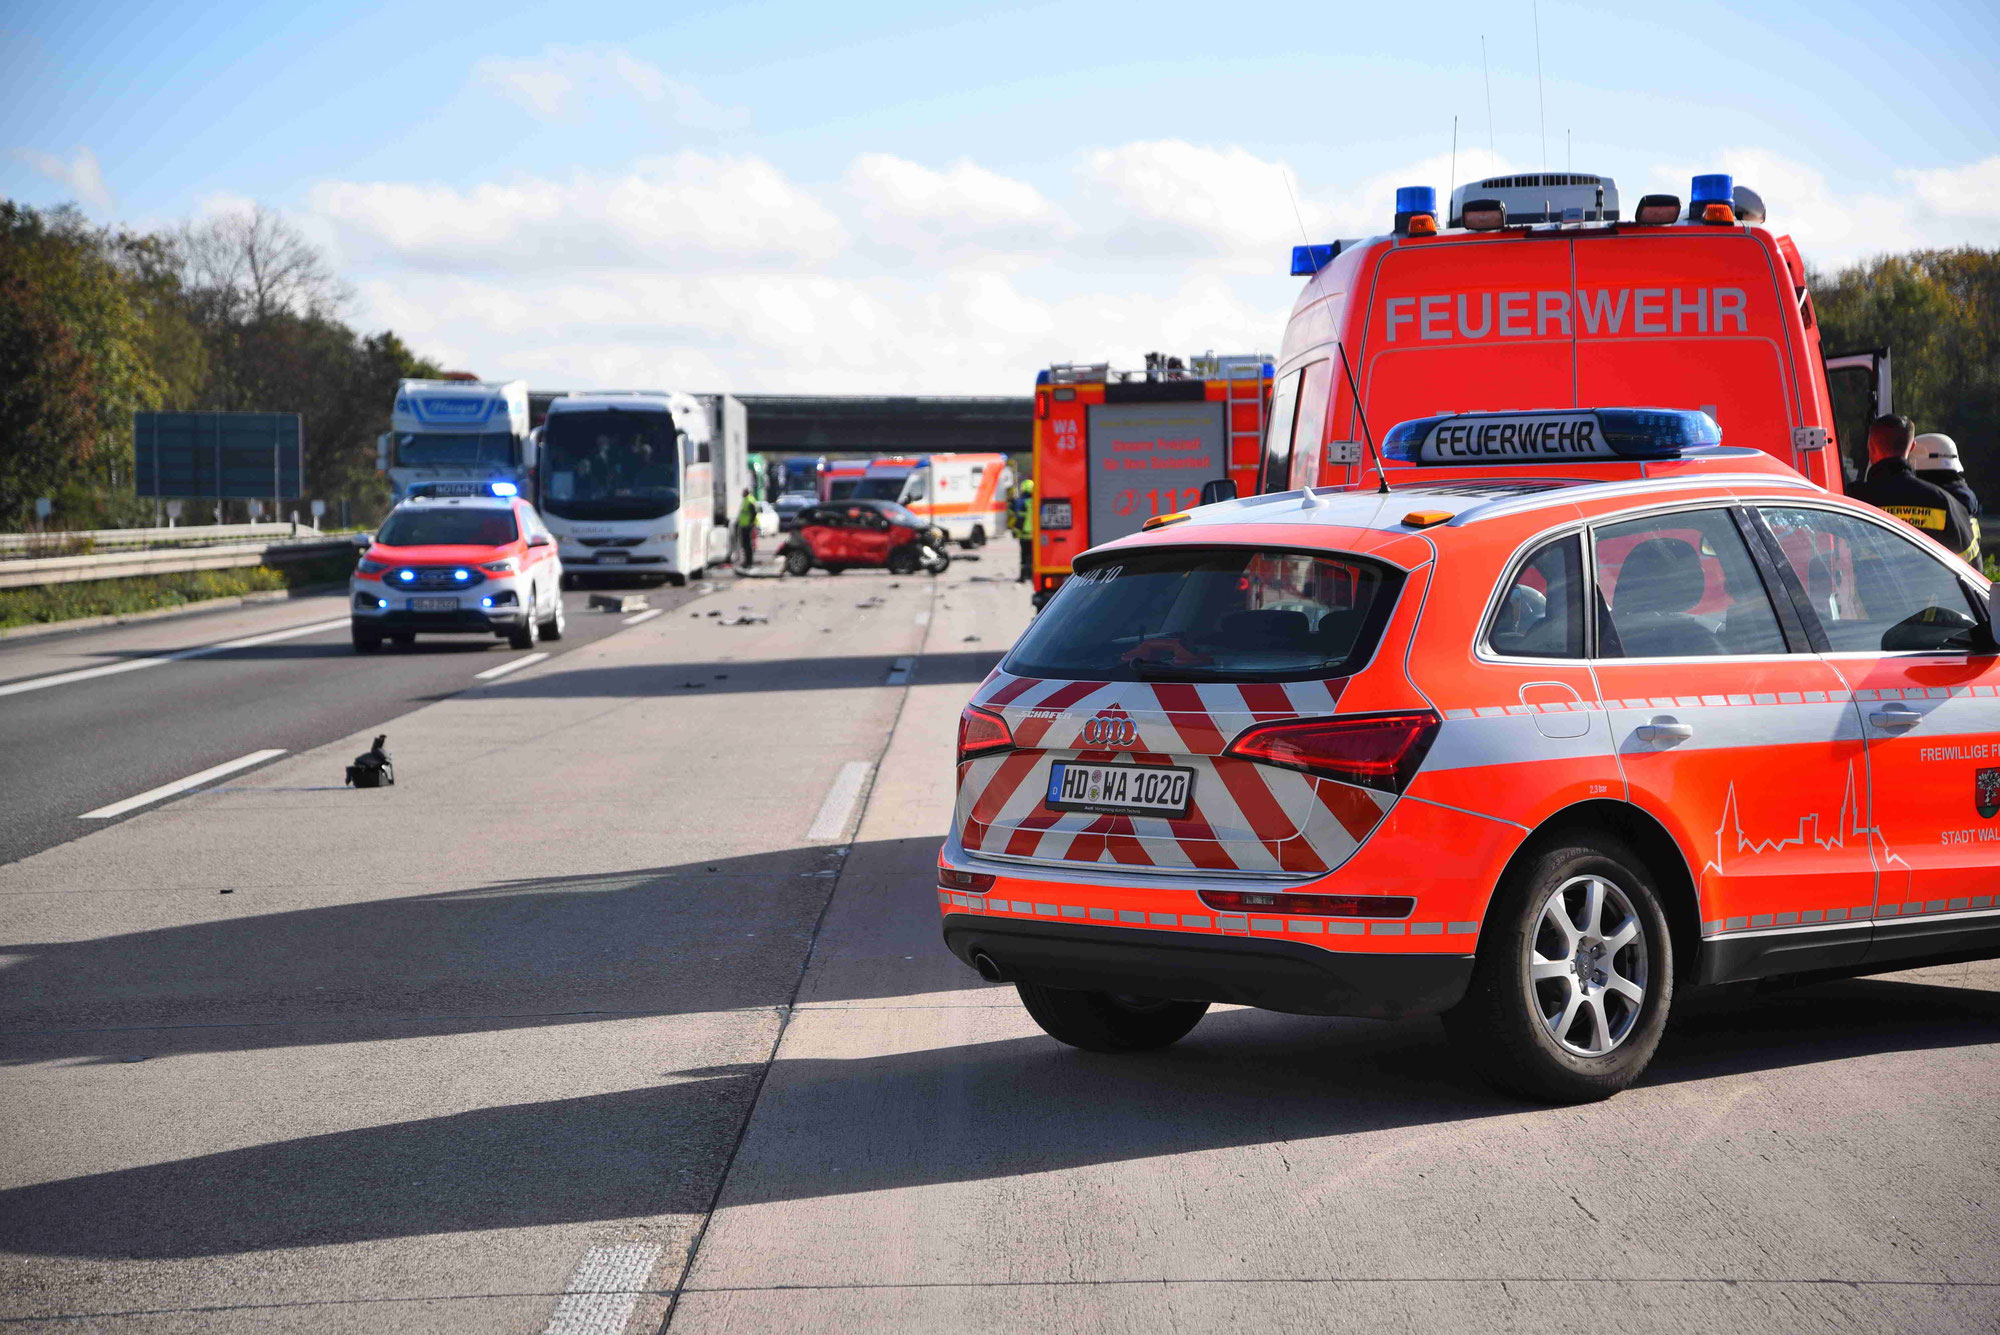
[[1028, 352, 1273, 605], [1266, 171, 1890, 495]]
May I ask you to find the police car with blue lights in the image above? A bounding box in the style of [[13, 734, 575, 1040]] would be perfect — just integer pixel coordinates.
[[349, 481, 566, 653]]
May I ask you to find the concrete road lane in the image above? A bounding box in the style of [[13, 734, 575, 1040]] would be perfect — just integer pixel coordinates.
[[669, 573, 2000, 1335], [0, 582, 698, 867], [0, 564, 984, 1332]]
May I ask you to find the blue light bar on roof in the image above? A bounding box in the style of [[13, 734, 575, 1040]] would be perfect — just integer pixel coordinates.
[[1690, 174, 1734, 205], [1383, 408, 1721, 465], [1291, 242, 1338, 276], [490, 481, 518, 497]]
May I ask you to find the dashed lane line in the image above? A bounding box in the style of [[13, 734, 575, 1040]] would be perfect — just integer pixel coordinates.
[[0, 618, 350, 698], [622, 608, 664, 626], [474, 651, 549, 681], [806, 761, 875, 842], [541, 1244, 663, 1335], [80, 749, 288, 820]]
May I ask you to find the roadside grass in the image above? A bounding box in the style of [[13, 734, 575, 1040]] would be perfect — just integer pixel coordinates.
[[0, 552, 358, 630]]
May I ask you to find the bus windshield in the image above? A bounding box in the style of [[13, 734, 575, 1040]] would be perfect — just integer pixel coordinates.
[[541, 410, 681, 521], [396, 433, 516, 467]]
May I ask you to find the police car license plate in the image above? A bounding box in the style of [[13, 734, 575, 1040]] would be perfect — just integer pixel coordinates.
[[1047, 762, 1194, 819], [411, 597, 457, 612], [596, 551, 628, 564]]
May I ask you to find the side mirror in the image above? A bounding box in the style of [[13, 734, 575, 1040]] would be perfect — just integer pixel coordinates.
[[375, 433, 391, 472], [529, 533, 552, 548], [1199, 479, 1238, 507], [1880, 606, 1979, 653]]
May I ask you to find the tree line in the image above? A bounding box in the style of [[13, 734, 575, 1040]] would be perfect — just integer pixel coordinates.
[[1812, 248, 1998, 513], [1, 194, 1994, 529], [0, 201, 440, 529]]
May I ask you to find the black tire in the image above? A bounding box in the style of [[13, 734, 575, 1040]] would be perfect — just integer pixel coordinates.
[[390, 632, 415, 647], [927, 548, 951, 576], [783, 547, 813, 577], [824, 565, 845, 575], [1442, 830, 1674, 1104], [539, 589, 565, 641], [351, 625, 383, 654], [887, 545, 921, 576], [1015, 982, 1209, 1053], [965, 525, 986, 549], [507, 596, 541, 650]]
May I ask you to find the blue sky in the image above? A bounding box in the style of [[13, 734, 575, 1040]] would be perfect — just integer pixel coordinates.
[[6, 0, 1997, 393]]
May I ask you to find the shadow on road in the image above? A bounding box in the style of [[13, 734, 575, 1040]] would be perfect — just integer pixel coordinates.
[[0, 966, 1992, 1259], [0, 837, 957, 1065]]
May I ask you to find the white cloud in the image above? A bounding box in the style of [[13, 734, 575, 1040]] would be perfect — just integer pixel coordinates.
[[12, 146, 113, 213], [1652, 149, 2000, 267], [318, 140, 1999, 396], [1899, 155, 2000, 221], [475, 47, 747, 130], [311, 153, 844, 271], [1081, 140, 1518, 269]]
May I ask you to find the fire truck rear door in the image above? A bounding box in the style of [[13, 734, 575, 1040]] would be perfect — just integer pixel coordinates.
[[1573, 233, 1804, 474], [1085, 399, 1227, 545]]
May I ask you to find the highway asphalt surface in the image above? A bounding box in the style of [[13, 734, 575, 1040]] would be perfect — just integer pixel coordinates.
[[0, 581, 700, 867], [1, 557, 1994, 1334]]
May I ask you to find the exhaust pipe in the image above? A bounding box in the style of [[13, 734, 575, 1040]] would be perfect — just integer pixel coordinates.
[[970, 951, 1006, 983]]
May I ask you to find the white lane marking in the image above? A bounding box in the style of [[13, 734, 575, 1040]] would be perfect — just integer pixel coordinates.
[[81, 749, 287, 820], [543, 1243, 662, 1335], [622, 608, 663, 626], [0, 618, 349, 699], [886, 656, 915, 686], [474, 651, 549, 681], [807, 761, 874, 842]]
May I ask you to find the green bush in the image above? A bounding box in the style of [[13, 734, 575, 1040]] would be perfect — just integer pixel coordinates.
[[0, 550, 355, 629]]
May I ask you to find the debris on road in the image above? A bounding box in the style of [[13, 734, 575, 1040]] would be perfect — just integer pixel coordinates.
[[588, 593, 649, 613], [345, 734, 394, 788], [719, 613, 768, 626]]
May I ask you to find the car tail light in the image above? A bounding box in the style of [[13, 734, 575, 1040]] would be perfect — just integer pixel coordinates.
[[958, 705, 1014, 762], [1200, 888, 1414, 919], [938, 868, 996, 892], [1224, 710, 1440, 794]]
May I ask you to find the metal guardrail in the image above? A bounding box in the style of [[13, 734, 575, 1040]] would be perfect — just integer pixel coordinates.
[[0, 521, 322, 558], [0, 538, 355, 591]]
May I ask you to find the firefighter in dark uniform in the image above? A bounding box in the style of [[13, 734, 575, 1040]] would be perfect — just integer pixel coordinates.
[[1849, 415, 1978, 562], [1913, 432, 1982, 556]]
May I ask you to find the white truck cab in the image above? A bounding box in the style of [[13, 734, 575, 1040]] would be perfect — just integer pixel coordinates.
[[378, 379, 532, 502]]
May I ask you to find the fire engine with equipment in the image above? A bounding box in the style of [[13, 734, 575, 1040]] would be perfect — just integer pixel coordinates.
[[1029, 352, 1273, 607]]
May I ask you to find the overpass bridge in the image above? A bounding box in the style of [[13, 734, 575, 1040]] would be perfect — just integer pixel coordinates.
[[528, 391, 1032, 458]]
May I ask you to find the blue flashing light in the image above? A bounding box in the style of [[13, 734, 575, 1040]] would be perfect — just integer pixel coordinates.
[[1690, 174, 1733, 205], [452, 569, 470, 581], [1035, 370, 1051, 385], [1382, 408, 1721, 465], [1395, 185, 1437, 215], [489, 481, 518, 497], [1291, 242, 1337, 276], [481, 596, 494, 608], [397, 569, 415, 582]]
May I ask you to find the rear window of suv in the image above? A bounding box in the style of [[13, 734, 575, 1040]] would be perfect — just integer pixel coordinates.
[[1006, 547, 1403, 683]]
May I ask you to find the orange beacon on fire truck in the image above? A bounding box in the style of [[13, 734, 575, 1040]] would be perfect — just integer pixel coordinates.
[[941, 407, 1999, 1104]]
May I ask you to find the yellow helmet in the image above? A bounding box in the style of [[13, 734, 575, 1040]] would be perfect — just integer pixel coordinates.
[[1021, 478, 1035, 495]]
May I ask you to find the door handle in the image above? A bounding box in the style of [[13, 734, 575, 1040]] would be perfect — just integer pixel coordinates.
[[1636, 715, 1693, 746], [1869, 704, 1924, 731]]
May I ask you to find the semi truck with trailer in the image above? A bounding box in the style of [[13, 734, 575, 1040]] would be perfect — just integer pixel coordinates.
[[377, 379, 533, 503]]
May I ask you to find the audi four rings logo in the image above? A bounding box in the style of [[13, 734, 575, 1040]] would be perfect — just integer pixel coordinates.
[[1082, 713, 1138, 747]]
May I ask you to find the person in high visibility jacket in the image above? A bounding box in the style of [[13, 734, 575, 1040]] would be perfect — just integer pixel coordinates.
[[1009, 479, 1033, 583], [1850, 415, 1978, 563], [736, 490, 760, 566]]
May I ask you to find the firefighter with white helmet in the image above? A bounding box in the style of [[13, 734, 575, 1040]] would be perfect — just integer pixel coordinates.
[[1912, 433, 1981, 548]]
